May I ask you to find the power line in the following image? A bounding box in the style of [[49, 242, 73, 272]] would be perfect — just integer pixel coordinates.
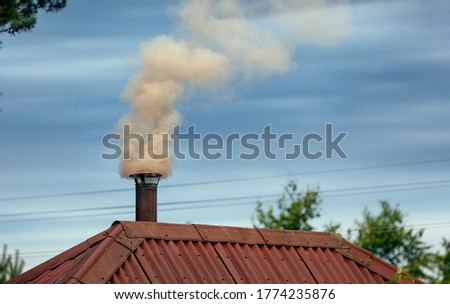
[[20, 250, 63, 258], [162, 157, 450, 188], [1, 157, 449, 202], [322, 179, 450, 194], [0, 187, 133, 202], [0, 205, 132, 218], [344, 221, 450, 233], [0, 185, 450, 224], [0, 194, 279, 218], [0, 180, 450, 223], [323, 183, 450, 198]]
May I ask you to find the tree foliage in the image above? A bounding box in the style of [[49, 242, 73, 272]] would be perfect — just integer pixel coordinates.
[[349, 201, 433, 280], [0, 244, 25, 283], [430, 237, 450, 284], [254, 181, 321, 231], [0, 0, 67, 35]]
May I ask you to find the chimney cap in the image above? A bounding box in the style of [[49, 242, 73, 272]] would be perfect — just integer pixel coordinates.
[[130, 172, 162, 185]]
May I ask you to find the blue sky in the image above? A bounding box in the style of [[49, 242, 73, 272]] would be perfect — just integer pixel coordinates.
[[1, 0, 449, 270]]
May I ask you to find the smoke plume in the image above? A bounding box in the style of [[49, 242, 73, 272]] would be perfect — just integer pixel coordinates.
[[118, 0, 352, 178]]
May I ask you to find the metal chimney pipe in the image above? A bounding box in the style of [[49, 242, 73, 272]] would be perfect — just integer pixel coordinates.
[[130, 173, 162, 222]]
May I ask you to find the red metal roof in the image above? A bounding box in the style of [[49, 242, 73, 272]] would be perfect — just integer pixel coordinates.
[[7, 221, 423, 284]]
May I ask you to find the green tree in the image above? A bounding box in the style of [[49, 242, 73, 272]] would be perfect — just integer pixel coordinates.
[[430, 238, 450, 283], [349, 201, 433, 281], [0, 0, 67, 35], [254, 180, 321, 231], [0, 244, 25, 283]]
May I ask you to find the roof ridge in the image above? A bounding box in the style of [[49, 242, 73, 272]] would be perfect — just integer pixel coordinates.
[[116, 221, 348, 247], [190, 223, 206, 242], [57, 223, 132, 283]]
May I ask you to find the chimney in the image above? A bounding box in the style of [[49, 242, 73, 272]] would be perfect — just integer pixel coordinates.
[[130, 173, 162, 222]]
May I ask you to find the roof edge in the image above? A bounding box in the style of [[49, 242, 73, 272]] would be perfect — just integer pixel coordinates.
[[336, 244, 424, 284], [68, 231, 134, 283], [6, 223, 122, 284]]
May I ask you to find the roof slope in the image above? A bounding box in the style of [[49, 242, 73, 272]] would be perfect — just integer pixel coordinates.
[[8, 221, 423, 284]]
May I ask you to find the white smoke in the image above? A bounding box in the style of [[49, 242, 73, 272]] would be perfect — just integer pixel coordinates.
[[118, 0, 353, 178]]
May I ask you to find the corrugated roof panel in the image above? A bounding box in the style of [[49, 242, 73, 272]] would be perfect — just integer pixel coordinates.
[[297, 247, 391, 284], [328, 249, 354, 283], [213, 242, 244, 283], [135, 239, 220, 283], [218, 242, 257, 283], [10, 240, 92, 284], [33, 259, 77, 284], [177, 241, 210, 283], [178, 241, 229, 284], [133, 239, 238, 284], [136, 239, 178, 283], [191, 241, 235, 284], [124, 253, 151, 283], [27, 244, 102, 284], [370, 272, 386, 284], [249, 245, 284, 283], [297, 247, 329, 283], [109, 253, 150, 284], [359, 266, 380, 283], [258, 245, 294, 284], [164, 240, 199, 283], [345, 259, 372, 283], [73, 236, 132, 284], [243, 244, 277, 283], [213, 243, 319, 284], [8, 221, 424, 284], [337, 255, 367, 284], [57, 245, 102, 283], [277, 246, 317, 284], [316, 248, 344, 283], [339, 259, 361, 284]]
